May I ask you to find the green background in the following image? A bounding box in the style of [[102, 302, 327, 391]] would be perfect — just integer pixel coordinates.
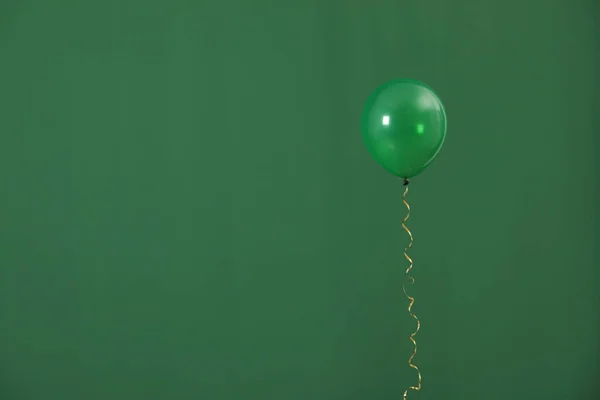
[[0, 1, 598, 399]]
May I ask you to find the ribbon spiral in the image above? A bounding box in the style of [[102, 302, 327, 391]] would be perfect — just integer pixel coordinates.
[[401, 179, 421, 399]]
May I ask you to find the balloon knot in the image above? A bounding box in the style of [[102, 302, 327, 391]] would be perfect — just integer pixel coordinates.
[[403, 178, 410, 186]]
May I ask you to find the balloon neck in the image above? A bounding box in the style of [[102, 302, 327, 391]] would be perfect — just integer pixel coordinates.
[[403, 178, 410, 186]]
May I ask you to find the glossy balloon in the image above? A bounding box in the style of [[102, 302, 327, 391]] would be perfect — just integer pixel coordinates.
[[361, 79, 447, 179]]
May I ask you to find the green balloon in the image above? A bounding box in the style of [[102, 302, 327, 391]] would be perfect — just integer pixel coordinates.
[[361, 79, 447, 179]]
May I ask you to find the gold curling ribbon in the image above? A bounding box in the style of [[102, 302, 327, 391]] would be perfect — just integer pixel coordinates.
[[401, 179, 421, 399]]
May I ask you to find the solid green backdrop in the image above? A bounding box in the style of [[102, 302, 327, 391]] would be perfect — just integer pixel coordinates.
[[0, 1, 598, 399]]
